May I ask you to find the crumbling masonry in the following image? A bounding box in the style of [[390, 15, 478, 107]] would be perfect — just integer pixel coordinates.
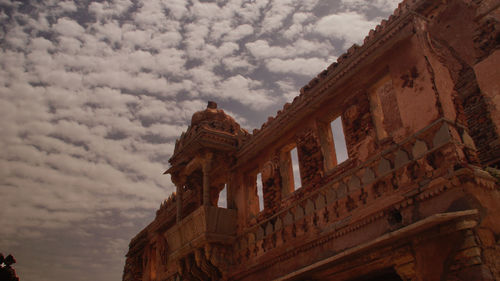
[[123, 0, 500, 280]]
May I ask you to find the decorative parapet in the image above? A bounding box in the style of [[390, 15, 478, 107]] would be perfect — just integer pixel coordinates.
[[230, 118, 497, 274], [166, 206, 237, 261], [156, 192, 177, 217]]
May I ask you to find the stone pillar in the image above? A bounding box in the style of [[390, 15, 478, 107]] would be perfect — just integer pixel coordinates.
[[176, 183, 182, 222], [202, 153, 213, 206], [227, 181, 233, 209]]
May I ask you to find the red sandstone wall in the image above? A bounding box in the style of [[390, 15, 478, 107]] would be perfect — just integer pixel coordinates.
[[232, 31, 452, 226], [474, 50, 500, 166]]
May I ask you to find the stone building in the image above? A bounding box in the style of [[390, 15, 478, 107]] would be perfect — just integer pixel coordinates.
[[123, 0, 500, 280]]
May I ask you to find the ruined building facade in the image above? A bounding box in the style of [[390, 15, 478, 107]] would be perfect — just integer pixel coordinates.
[[123, 0, 500, 280]]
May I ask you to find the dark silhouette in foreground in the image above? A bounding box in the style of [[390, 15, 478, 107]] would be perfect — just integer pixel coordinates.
[[0, 253, 19, 281]]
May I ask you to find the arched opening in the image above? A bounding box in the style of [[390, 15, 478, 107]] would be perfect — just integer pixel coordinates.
[[185, 169, 203, 206]]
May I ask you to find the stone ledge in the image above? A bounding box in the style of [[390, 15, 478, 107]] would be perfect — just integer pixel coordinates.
[[274, 209, 479, 281]]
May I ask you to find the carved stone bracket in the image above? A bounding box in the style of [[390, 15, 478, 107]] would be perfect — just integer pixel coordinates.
[[394, 256, 417, 281]]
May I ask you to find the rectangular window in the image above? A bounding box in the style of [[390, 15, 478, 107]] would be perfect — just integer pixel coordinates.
[[217, 184, 227, 208], [319, 115, 349, 171], [256, 173, 264, 212], [280, 144, 302, 197], [290, 147, 301, 190], [330, 116, 348, 164]]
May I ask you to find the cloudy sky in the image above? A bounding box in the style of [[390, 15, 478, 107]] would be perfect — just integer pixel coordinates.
[[0, 0, 399, 280]]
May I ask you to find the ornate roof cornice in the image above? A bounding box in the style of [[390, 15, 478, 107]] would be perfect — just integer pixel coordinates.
[[168, 101, 247, 167]]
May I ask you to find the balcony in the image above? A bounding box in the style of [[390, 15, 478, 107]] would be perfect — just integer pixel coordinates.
[[231, 119, 485, 267], [165, 205, 237, 260]]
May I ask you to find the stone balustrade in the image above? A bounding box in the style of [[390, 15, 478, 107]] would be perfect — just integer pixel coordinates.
[[233, 118, 477, 265], [166, 205, 237, 260]]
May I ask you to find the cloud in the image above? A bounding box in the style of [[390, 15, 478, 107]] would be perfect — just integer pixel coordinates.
[[223, 24, 254, 42], [88, 0, 133, 20], [163, 0, 188, 19], [341, 0, 400, 13], [315, 11, 379, 48], [190, 1, 223, 21], [184, 21, 210, 56], [85, 71, 170, 95], [133, 1, 167, 28], [91, 20, 123, 44], [136, 98, 205, 124], [222, 55, 255, 72], [283, 12, 315, 39], [57, 36, 82, 54], [246, 39, 332, 59], [218, 75, 276, 109], [4, 26, 29, 49], [246, 40, 287, 59], [260, 0, 296, 34], [276, 78, 299, 101], [53, 17, 85, 38], [122, 28, 152, 48], [149, 31, 183, 49], [0, 0, 17, 7], [237, 0, 268, 23], [29, 37, 55, 51], [266, 57, 331, 76], [58, 1, 78, 12]]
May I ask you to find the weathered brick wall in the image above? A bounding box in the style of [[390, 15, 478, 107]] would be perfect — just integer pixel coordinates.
[[477, 227, 500, 280], [425, 0, 500, 167], [472, 2, 500, 166], [473, 6, 500, 63], [342, 92, 375, 159], [296, 127, 324, 190], [460, 70, 500, 166], [261, 155, 282, 217]]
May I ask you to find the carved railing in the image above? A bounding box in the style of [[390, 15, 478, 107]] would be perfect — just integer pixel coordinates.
[[232, 118, 479, 268], [156, 192, 176, 217], [166, 205, 237, 260]]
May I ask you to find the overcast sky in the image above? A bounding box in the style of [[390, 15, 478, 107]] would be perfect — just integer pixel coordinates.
[[0, 0, 399, 280]]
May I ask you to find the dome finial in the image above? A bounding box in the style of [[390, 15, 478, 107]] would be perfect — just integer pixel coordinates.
[[207, 101, 217, 109]]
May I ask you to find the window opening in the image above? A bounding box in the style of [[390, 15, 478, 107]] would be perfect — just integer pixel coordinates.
[[256, 173, 264, 212], [281, 144, 302, 197], [331, 116, 348, 164], [290, 147, 301, 190], [217, 184, 227, 208]]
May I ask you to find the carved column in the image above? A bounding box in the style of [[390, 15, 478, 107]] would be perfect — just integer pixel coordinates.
[[172, 174, 185, 223], [227, 180, 234, 209], [202, 153, 213, 206], [225, 173, 234, 209]]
